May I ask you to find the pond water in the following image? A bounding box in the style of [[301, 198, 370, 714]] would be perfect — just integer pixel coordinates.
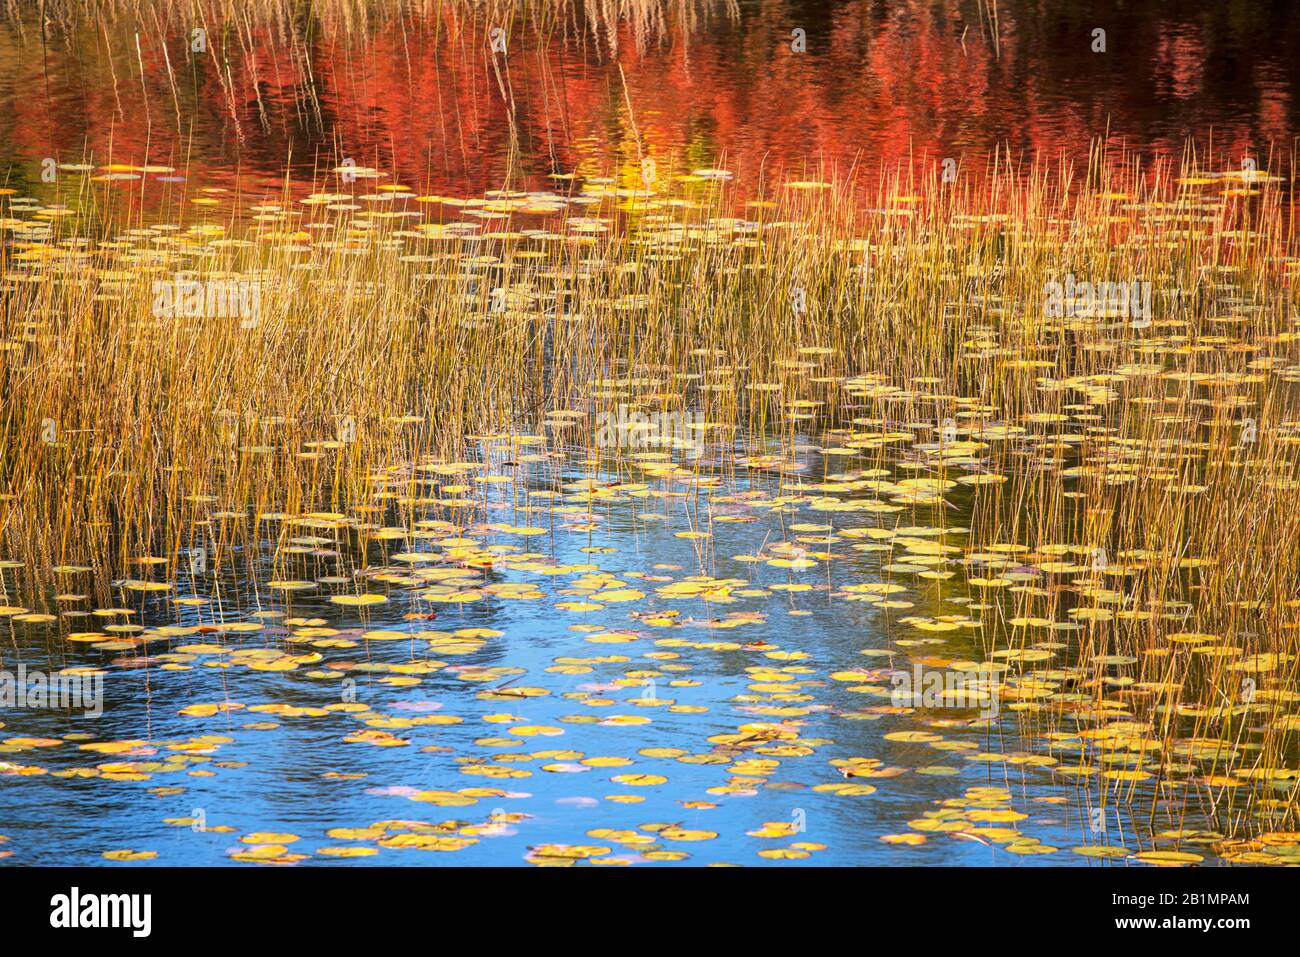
[[0, 438, 1182, 867], [1, 0, 1297, 868], [1, 0, 1297, 199]]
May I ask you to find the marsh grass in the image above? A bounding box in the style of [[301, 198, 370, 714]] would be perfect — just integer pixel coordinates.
[[4, 135, 1300, 853]]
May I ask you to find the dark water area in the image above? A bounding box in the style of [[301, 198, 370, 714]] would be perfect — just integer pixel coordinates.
[[2, 0, 1299, 203]]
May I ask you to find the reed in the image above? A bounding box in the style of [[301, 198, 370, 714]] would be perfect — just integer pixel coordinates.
[[3, 133, 1300, 852]]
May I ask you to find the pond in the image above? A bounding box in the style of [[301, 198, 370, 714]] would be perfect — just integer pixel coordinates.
[[0, 0, 1298, 868]]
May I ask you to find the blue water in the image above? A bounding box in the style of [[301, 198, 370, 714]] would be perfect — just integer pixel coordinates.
[[0, 444, 1172, 866]]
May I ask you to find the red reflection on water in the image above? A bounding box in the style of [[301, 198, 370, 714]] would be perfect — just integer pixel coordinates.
[[0, 1, 1294, 206]]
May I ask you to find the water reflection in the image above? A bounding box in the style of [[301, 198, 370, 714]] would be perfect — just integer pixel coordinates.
[[1, 0, 1296, 203], [0, 0, 1290, 869], [0, 444, 1225, 865]]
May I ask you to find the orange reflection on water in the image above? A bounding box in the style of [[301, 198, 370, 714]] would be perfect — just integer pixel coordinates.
[[0, 0, 1294, 203]]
